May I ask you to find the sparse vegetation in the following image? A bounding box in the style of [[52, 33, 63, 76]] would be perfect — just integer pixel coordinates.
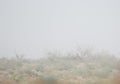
[[0, 49, 120, 84]]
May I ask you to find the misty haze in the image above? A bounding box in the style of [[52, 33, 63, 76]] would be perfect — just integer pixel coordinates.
[[0, 0, 120, 84]]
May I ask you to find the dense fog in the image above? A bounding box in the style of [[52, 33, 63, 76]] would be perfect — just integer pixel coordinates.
[[0, 0, 120, 58]]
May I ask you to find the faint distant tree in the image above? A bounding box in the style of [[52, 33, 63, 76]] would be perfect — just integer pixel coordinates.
[[75, 47, 94, 58], [15, 50, 24, 60]]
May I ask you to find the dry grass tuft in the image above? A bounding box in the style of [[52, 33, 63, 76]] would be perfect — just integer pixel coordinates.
[[0, 76, 18, 84]]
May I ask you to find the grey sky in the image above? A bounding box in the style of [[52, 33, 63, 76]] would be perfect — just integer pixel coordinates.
[[0, 0, 120, 58]]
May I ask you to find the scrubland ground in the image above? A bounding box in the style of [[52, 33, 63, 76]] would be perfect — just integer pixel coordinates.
[[0, 50, 120, 84]]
